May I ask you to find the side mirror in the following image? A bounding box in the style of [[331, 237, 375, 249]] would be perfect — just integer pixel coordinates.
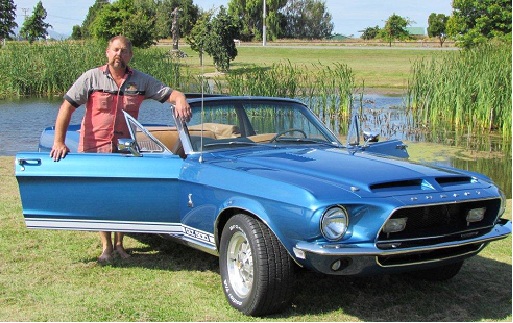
[[363, 131, 380, 143], [117, 139, 141, 156]]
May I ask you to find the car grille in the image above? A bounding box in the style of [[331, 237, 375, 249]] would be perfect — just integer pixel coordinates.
[[377, 243, 484, 267], [377, 198, 501, 250]]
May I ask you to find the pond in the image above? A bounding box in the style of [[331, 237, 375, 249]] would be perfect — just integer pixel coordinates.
[[0, 95, 510, 198]]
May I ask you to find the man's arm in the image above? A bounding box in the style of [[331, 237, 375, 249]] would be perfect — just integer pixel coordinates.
[[50, 100, 76, 161], [168, 90, 191, 121]]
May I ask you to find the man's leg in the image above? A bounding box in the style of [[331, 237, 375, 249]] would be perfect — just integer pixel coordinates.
[[114, 232, 130, 258], [98, 231, 113, 263]]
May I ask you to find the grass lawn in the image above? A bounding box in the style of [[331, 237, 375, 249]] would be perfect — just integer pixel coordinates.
[[0, 155, 511, 321], [173, 44, 453, 92]]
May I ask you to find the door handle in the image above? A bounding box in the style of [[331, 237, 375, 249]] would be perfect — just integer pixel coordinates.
[[17, 158, 42, 171]]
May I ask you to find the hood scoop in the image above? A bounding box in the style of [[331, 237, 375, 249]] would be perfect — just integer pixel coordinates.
[[369, 175, 474, 193], [370, 179, 428, 192], [435, 176, 473, 187]]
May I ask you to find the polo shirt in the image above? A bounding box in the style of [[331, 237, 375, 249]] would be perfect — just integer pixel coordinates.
[[64, 64, 173, 153]]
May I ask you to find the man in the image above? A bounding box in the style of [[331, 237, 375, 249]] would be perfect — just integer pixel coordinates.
[[50, 36, 192, 263]]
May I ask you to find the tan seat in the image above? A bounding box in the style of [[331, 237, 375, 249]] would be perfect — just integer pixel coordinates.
[[188, 123, 241, 139], [143, 126, 185, 157], [144, 123, 241, 158], [247, 133, 277, 143]]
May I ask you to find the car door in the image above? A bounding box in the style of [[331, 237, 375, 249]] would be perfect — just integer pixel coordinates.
[[16, 109, 187, 235], [16, 152, 184, 234]]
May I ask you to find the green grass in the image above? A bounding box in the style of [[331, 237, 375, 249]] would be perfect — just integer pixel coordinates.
[[177, 45, 444, 91], [1, 156, 511, 321]]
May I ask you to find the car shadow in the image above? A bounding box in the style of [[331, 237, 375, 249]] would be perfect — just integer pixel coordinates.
[[90, 233, 220, 272], [280, 255, 512, 321], [93, 233, 511, 321]]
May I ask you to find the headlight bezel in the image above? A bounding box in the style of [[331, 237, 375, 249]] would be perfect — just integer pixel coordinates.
[[320, 205, 349, 241]]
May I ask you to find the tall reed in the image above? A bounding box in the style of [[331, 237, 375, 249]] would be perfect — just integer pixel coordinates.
[[407, 43, 512, 139], [222, 60, 356, 133], [0, 41, 190, 97], [0, 41, 105, 97]]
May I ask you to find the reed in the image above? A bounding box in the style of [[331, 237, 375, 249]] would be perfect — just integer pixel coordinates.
[[0, 41, 191, 97], [222, 60, 356, 133], [0, 41, 106, 97], [407, 43, 512, 139]]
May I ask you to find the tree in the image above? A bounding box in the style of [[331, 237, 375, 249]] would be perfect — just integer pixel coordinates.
[[192, 6, 240, 71], [71, 25, 82, 40], [447, 0, 512, 48], [228, 0, 288, 41], [19, 1, 52, 43], [0, 0, 17, 44], [428, 13, 449, 47], [90, 0, 158, 48], [186, 12, 211, 66], [378, 13, 412, 46], [79, 0, 110, 39], [360, 25, 380, 40], [281, 0, 333, 39]]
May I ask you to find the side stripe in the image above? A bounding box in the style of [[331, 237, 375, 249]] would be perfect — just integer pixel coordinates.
[[24, 218, 216, 246]]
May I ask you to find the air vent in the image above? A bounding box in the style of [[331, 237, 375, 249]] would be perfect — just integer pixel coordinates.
[[436, 176, 472, 187], [370, 179, 423, 191]]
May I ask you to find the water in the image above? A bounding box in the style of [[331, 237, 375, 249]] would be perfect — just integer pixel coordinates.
[[0, 97, 173, 155], [0, 96, 510, 197]]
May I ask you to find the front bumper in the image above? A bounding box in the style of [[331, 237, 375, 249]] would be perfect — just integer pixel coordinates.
[[293, 220, 511, 275]]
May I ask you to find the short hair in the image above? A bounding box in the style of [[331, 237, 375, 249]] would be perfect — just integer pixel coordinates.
[[108, 36, 132, 53]]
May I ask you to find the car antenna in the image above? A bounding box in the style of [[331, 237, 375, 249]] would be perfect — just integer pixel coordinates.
[[199, 50, 205, 163]]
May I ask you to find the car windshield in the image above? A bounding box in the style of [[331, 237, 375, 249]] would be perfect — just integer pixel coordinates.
[[184, 98, 341, 152]]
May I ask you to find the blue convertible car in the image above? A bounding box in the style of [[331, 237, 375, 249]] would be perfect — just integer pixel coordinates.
[[15, 96, 511, 316]]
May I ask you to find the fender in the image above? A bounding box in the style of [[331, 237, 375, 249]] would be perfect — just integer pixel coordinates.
[[215, 196, 293, 253]]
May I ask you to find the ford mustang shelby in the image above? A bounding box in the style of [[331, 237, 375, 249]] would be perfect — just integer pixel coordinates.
[[15, 96, 511, 316]]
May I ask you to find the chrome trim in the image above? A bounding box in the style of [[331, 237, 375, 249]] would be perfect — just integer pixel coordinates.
[[295, 221, 511, 258], [375, 243, 485, 268], [171, 105, 194, 155], [123, 111, 171, 154]]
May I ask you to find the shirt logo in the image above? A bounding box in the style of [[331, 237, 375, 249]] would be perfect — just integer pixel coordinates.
[[125, 82, 139, 95]]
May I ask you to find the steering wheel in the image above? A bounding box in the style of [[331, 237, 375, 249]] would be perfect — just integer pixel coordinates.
[[269, 129, 308, 143]]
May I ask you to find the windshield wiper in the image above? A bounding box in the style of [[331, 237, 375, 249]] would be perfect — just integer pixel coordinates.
[[272, 138, 339, 146], [203, 141, 260, 148]]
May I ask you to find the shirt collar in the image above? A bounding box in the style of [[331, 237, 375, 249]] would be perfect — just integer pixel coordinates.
[[101, 64, 133, 77]]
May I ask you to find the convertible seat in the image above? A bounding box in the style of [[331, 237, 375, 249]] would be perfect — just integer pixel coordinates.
[[247, 133, 276, 143], [144, 126, 179, 149], [188, 123, 241, 139], [145, 123, 240, 158]]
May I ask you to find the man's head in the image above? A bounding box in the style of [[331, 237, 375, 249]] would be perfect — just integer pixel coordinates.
[[106, 36, 133, 71]]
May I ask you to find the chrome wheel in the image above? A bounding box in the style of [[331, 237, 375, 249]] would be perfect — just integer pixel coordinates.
[[220, 214, 296, 316], [226, 231, 253, 298]]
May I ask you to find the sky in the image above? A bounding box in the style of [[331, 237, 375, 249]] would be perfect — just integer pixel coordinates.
[[13, 0, 453, 38]]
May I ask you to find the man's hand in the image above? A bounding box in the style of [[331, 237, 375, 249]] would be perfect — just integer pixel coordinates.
[[51, 101, 75, 161], [170, 90, 191, 122], [50, 142, 70, 162]]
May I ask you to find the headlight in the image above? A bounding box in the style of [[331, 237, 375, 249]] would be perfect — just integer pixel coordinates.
[[321, 206, 348, 241]]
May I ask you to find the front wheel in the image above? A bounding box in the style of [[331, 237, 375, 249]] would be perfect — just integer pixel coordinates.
[[219, 214, 296, 316]]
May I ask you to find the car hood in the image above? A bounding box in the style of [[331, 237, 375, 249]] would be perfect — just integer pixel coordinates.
[[209, 146, 493, 199]]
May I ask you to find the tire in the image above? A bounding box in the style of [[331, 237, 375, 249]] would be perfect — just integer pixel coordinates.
[[219, 214, 296, 316], [409, 260, 464, 281]]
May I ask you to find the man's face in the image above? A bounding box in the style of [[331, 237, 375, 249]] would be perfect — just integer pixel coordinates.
[[106, 40, 132, 70]]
